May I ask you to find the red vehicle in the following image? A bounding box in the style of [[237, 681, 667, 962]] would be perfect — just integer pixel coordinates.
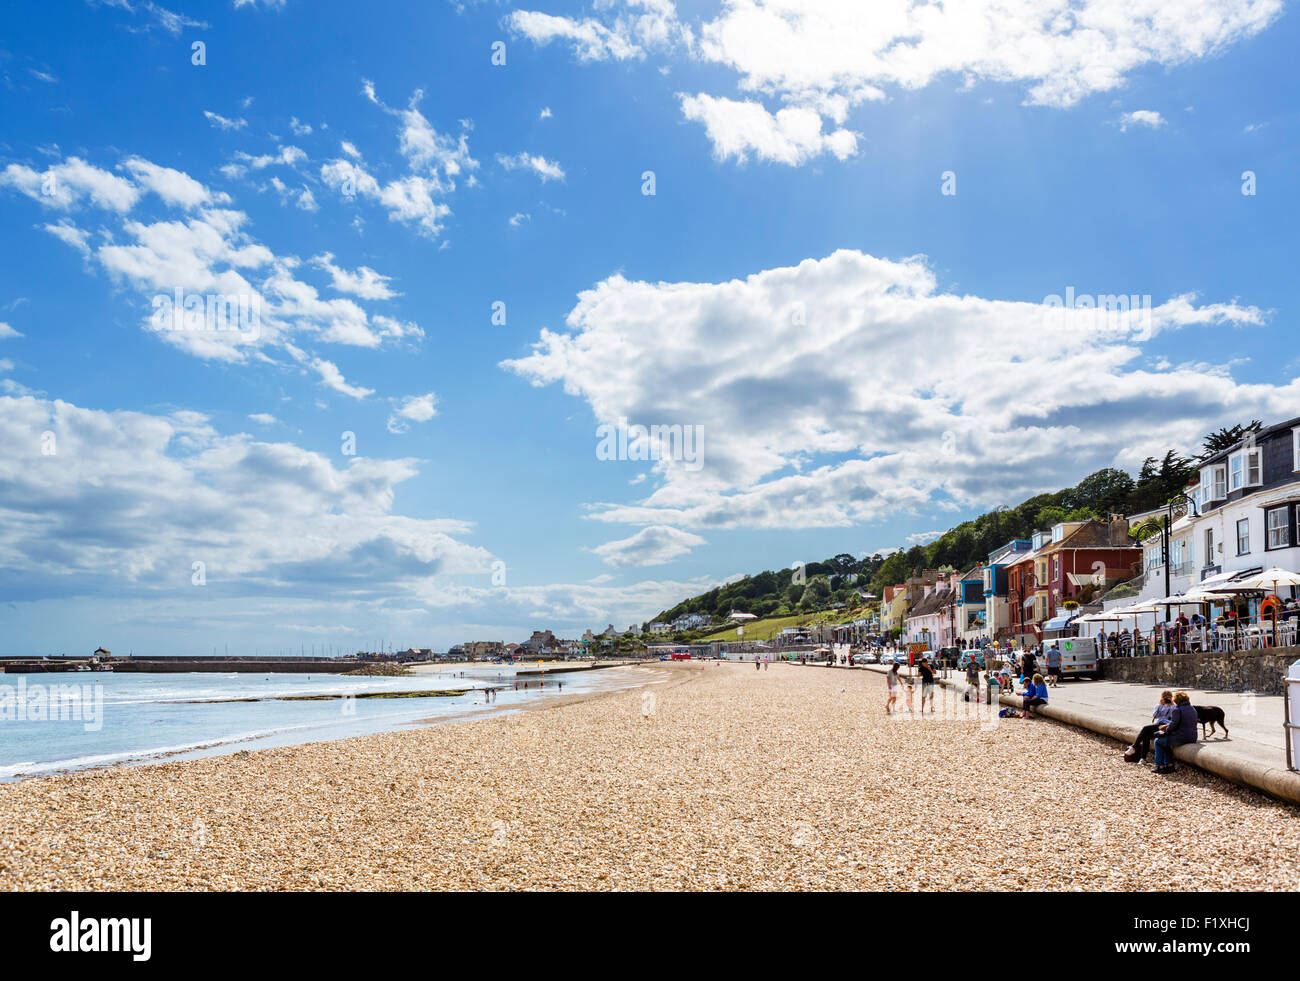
[[670, 651, 692, 660]]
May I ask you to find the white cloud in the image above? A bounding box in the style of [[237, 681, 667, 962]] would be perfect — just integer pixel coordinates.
[[539, 106, 553, 119], [1120, 110, 1166, 132], [1, 152, 421, 370], [0, 323, 22, 339], [0, 393, 490, 607], [204, 110, 248, 131], [123, 156, 221, 209], [504, 250, 1283, 533], [42, 219, 91, 256], [320, 87, 476, 239], [679, 94, 859, 165], [247, 412, 278, 425], [590, 525, 707, 567], [512, 0, 1282, 165], [310, 357, 373, 400], [289, 117, 313, 136], [311, 252, 397, 300], [508, 211, 530, 227], [0, 157, 139, 212], [906, 530, 945, 546], [496, 151, 566, 182], [393, 392, 437, 422], [386, 392, 437, 433]]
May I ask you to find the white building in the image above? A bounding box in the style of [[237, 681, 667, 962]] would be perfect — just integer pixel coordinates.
[[1187, 418, 1300, 587]]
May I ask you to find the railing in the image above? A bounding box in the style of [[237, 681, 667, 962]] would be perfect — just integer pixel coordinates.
[[1099, 616, 1300, 656]]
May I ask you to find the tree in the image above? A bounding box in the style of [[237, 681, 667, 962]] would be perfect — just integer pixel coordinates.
[[799, 576, 831, 610], [1201, 421, 1262, 459], [1065, 468, 1135, 515]]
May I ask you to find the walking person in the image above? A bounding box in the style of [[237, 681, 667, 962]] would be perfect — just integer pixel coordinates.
[[1021, 647, 1037, 684], [886, 662, 901, 715], [917, 656, 936, 714], [1046, 643, 1062, 687]]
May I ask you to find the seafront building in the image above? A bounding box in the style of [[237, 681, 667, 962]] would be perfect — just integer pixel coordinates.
[[984, 539, 1032, 640], [1004, 518, 1141, 646]]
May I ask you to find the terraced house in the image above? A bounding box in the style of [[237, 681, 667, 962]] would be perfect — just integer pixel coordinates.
[[1006, 519, 1142, 646], [1187, 416, 1300, 590]]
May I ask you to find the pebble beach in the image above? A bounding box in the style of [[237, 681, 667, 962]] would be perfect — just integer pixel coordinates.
[[1, 661, 1296, 891]]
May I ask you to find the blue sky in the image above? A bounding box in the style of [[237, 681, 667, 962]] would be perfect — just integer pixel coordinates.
[[0, 0, 1297, 654]]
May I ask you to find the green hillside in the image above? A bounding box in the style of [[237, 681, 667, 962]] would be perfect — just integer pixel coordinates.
[[648, 425, 1250, 628]]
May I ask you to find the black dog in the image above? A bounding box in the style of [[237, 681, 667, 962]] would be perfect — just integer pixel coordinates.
[[1196, 705, 1228, 739]]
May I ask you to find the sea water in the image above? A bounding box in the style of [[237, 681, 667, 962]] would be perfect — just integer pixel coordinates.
[[0, 665, 629, 781]]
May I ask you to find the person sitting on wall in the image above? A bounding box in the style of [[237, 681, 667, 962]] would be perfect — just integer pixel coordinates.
[[1152, 691, 1198, 775], [1020, 673, 1049, 718], [1123, 690, 1176, 763]]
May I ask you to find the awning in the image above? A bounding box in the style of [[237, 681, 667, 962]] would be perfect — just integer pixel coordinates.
[[1043, 614, 1076, 631], [1199, 567, 1262, 589], [1066, 572, 1100, 587], [1022, 595, 1035, 607]]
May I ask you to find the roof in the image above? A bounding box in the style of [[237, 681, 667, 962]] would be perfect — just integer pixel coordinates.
[[1039, 520, 1135, 553], [1200, 416, 1300, 467], [909, 585, 954, 618]]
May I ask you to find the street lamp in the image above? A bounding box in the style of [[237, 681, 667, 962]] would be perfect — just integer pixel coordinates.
[[1162, 491, 1201, 619]]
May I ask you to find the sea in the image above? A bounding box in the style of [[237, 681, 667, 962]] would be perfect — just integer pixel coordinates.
[[0, 663, 638, 781]]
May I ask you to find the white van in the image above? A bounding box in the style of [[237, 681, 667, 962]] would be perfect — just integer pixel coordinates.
[[1055, 637, 1099, 680]]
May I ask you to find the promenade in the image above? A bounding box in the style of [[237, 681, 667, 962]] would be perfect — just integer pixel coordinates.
[[855, 660, 1298, 804]]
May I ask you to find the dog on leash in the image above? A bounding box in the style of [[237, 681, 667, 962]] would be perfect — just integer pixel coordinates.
[[1195, 705, 1229, 739]]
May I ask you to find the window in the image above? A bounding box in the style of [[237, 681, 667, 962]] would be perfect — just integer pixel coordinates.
[[1237, 518, 1251, 555], [1294, 428, 1300, 473], [1205, 528, 1215, 562], [1246, 447, 1263, 486], [1267, 507, 1292, 550], [1211, 465, 1228, 500], [1230, 452, 1244, 491]]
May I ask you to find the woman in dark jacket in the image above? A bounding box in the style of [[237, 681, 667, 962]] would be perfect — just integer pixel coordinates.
[[1152, 691, 1198, 774], [1124, 690, 1176, 763]]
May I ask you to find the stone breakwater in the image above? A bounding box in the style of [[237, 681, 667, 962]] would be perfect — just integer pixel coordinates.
[[0, 662, 1296, 891]]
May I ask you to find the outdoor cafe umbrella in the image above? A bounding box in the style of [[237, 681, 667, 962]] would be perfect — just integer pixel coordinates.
[[1148, 593, 1230, 651], [1227, 568, 1300, 644]]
